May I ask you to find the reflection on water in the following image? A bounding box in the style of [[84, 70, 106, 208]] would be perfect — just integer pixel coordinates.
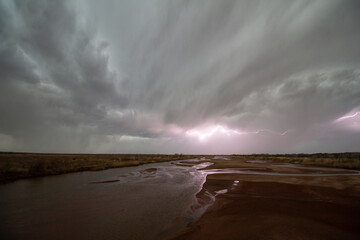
[[1, 158, 359, 240], [0, 159, 209, 240]]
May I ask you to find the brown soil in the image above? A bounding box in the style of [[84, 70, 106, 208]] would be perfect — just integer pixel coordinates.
[[90, 179, 120, 184], [169, 157, 360, 240]]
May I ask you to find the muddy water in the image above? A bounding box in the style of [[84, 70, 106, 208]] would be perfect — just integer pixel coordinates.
[[1, 158, 359, 240], [0, 159, 211, 240]]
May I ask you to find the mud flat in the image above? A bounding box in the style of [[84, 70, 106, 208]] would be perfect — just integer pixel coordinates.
[[169, 157, 360, 240]]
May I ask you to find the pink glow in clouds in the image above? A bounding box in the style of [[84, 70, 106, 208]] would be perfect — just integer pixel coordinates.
[[186, 125, 288, 141], [333, 111, 360, 131], [335, 112, 360, 122]]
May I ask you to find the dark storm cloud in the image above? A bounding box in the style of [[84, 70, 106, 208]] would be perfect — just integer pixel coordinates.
[[1, 0, 360, 153], [221, 69, 360, 131], [123, 0, 360, 129], [0, 0, 131, 152]]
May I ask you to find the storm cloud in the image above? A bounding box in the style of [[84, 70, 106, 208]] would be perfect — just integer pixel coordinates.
[[0, 0, 359, 153]]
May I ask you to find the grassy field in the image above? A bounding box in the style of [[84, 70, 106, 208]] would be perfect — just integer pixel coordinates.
[[0, 152, 205, 183], [232, 152, 360, 170]]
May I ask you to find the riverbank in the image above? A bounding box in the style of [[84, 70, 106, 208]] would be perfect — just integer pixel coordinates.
[[169, 156, 360, 240], [0, 152, 205, 183], [0, 158, 210, 240], [2, 152, 358, 183], [233, 153, 360, 170]]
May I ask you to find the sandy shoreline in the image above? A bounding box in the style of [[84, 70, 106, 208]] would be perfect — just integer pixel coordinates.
[[169, 157, 360, 240]]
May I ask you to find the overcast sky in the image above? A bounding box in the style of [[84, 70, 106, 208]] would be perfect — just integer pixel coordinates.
[[0, 0, 359, 154]]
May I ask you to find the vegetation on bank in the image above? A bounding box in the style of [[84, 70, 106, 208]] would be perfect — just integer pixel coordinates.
[[0, 153, 204, 183], [1, 152, 359, 183], [232, 153, 360, 170]]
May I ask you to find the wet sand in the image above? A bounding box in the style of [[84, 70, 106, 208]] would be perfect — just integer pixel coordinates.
[[169, 157, 360, 240], [1, 156, 359, 239]]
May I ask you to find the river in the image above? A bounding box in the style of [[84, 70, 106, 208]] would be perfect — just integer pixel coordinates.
[[0, 159, 210, 240], [2, 157, 358, 240]]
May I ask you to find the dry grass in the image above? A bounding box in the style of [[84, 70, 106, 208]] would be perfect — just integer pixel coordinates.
[[232, 153, 360, 170], [2, 152, 358, 183], [0, 153, 204, 182]]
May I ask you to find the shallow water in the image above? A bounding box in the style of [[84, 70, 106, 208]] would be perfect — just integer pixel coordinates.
[[0, 159, 209, 240], [1, 158, 358, 240]]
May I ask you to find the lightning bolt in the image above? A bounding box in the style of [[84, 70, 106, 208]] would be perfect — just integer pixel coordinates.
[[186, 125, 288, 140], [334, 112, 360, 123]]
